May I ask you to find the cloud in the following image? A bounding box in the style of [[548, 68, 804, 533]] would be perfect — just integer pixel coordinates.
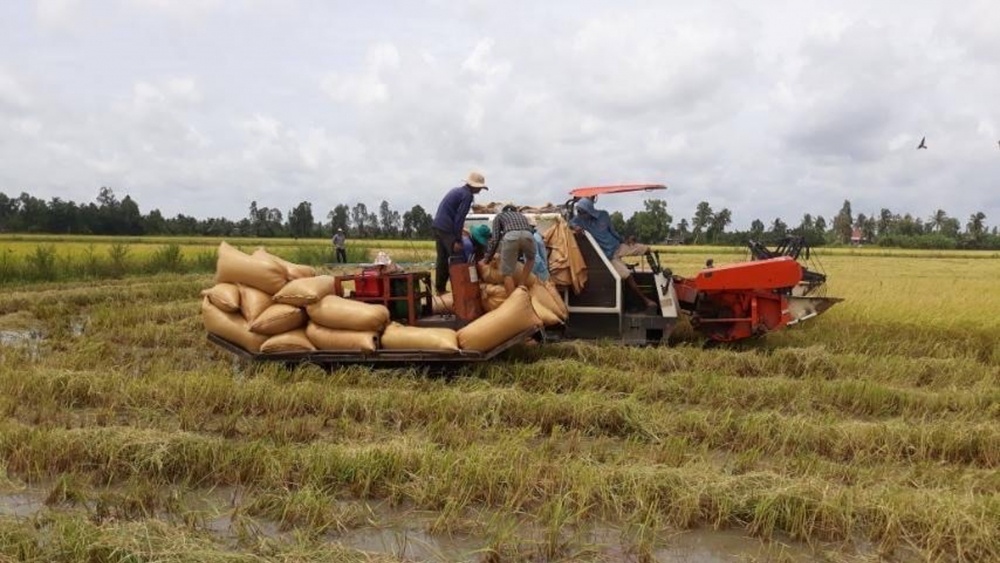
[[562, 10, 755, 121], [1, 1, 998, 228], [129, 77, 202, 112], [322, 43, 400, 105], [0, 68, 33, 109], [120, 0, 223, 23], [35, 0, 84, 31]]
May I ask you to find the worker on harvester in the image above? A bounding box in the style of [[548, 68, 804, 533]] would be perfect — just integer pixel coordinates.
[[462, 224, 491, 262], [480, 204, 536, 297], [570, 197, 658, 311], [526, 215, 550, 282], [432, 171, 488, 295]]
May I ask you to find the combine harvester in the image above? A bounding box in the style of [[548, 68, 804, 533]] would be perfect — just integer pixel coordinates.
[[207, 184, 842, 368]]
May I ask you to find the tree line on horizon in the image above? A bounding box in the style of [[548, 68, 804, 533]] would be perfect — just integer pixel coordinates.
[[0, 188, 997, 250]]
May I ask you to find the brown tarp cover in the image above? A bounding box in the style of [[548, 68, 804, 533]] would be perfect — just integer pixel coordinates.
[[542, 216, 587, 295]]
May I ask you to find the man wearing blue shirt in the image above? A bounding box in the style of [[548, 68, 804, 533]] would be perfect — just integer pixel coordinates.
[[527, 215, 550, 282], [432, 171, 488, 295], [570, 197, 657, 310]]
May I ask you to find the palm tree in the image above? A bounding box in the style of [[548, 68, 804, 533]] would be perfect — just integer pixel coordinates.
[[967, 212, 987, 240], [705, 208, 732, 243], [691, 201, 713, 244], [930, 209, 948, 233]]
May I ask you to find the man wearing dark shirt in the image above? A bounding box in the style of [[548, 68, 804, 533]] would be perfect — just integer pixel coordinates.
[[432, 171, 488, 294], [481, 204, 536, 297]]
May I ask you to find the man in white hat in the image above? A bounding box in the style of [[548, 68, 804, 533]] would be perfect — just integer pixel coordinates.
[[332, 228, 347, 263], [432, 171, 488, 295]]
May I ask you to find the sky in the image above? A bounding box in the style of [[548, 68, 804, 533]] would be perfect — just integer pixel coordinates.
[[1, 0, 998, 230]]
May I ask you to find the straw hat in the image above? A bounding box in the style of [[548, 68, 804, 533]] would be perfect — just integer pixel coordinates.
[[466, 171, 488, 189]]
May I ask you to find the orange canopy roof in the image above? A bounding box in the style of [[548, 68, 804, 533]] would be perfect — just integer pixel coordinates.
[[568, 184, 667, 198]]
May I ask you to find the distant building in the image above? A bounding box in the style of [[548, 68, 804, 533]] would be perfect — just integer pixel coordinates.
[[850, 227, 866, 246]]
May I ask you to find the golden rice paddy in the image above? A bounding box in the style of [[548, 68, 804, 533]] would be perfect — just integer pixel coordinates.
[[0, 237, 997, 562]]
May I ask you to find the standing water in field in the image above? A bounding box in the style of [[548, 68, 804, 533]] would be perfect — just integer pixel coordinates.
[[0, 328, 44, 361], [0, 486, 838, 562]]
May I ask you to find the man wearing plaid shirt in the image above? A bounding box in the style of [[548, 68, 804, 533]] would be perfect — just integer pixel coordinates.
[[481, 204, 537, 297]]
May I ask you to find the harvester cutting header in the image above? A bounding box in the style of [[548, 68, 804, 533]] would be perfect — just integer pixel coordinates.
[[203, 182, 842, 367]]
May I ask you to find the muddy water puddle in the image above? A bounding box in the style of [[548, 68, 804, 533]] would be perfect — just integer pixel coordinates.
[[0, 486, 841, 562], [0, 329, 44, 346], [0, 491, 45, 519], [0, 328, 45, 360], [336, 523, 821, 562], [69, 315, 87, 336], [0, 314, 88, 358]]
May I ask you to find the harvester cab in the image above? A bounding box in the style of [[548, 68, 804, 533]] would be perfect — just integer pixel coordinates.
[[467, 184, 679, 346], [560, 184, 679, 345]]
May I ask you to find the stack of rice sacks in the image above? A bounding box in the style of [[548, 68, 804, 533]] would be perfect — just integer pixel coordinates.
[[475, 259, 569, 327], [201, 242, 544, 355]]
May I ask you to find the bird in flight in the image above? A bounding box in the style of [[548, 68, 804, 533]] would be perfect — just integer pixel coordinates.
[[917, 137, 927, 149]]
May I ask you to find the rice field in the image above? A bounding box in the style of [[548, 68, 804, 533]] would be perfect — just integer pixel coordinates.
[[0, 238, 997, 562]]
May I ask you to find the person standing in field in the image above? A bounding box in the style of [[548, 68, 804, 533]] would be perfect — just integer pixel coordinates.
[[570, 197, 657, 310], [432, 171, 488, 295], [481, 203, 536, 297], [332, 228, 347, 263]]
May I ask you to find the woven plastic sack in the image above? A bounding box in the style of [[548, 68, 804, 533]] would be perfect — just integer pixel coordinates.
[[273, 275, 335, 307], [215, 242, 287, 294], [543, 280, 569, 319], [260, 329, 316, 353], [201, 298, 267, 353], [248, 303, 307, 336], [530, 283, 567, 322], [380, 322, 458, 352], [306, 295, 390, 332], [200, 283, 240, 313], [480, 284, 508, 312], [238, 285, 273, 323], [476, 259, 538, 287], [252, 248, 317, 280], [305, 322, 378, 353], [531, 295, 563, 327], [431, 292, 454, 314], [457, 287, 541, 352]]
